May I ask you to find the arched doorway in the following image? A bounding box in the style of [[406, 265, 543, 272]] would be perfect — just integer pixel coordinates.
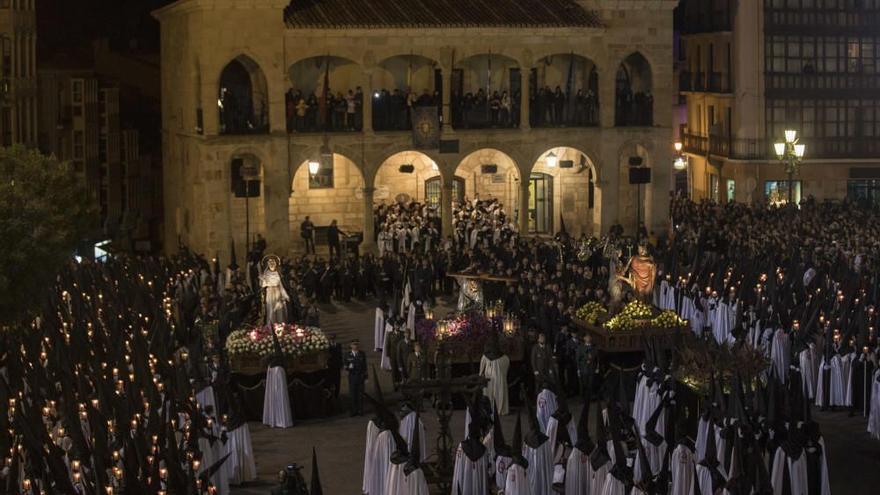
[[218, 55, 269, 134], [289, 153, 365, 252], [455, 148, 521, 219], [615, 52, 653, 127], [452, 53, 520, 129], [531, 53, 599, 127], [532, 147, 601, 235], [374, 151, 441, 205], [229, 153, 265, 253], [373, 55, 442, 131], [287, 56, 363, 133]]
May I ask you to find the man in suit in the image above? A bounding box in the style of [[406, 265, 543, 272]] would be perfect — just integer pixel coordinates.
[[300, 216, 315, 254], [327, 334, 343, 399], [531, 333, 556, 387], [343, 339, 367, 416], [406, 341, 429, 382], [327, 219, 343, 259], [576, 333, 597, 419]]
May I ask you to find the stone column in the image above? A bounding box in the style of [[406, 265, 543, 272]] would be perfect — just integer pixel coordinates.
[[263, 163, 292, 256], [362, 71, 374, 133], [520, 67, 530, 130], [442, 67, 453, 133], [518, 181, 530, 234], [441, 182, 453, 237], [362, 186, 376, 253]]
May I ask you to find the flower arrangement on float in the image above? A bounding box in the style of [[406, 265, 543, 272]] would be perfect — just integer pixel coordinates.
[[575, 300, 687, 332], [225, 324, 329, 360]]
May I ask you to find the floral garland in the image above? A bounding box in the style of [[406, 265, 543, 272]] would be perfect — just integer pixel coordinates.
[[225, 324, 329, 359], [601, 301, 687, 332]]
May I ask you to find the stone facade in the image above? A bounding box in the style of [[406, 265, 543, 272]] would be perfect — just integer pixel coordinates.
[[154, 0, 678, 260]]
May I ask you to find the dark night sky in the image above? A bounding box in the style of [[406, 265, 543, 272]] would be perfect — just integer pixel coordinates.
[[38, 0, 175, 60]]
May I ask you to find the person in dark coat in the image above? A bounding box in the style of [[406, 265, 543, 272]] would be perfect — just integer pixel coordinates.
[[327, 334, 343, 399], [343, 339, 367, 416], [327, 219, 343, 259], [406, 341, 429, 382]]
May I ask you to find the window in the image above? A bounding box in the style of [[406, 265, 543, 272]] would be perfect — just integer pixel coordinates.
[[71, 80, 83, 104], [73, 131, 84, 159], [424, 176, 464, 207], [764, 180, 802, 206], [709, 174, 720, 202], [308, 156, 334, 189], [847, 179, 880, 206], [528, 173, 553, 234], [726, 179, 736, 202]]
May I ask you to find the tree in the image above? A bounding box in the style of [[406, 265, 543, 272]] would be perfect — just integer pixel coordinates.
[[0, 146, 97, 324]]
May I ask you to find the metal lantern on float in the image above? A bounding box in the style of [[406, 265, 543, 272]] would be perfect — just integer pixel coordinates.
[[503, 314, 517, 336], [424, 307, 434, 321]]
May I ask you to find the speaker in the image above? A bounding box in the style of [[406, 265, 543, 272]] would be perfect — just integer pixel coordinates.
[[481, 164, 498, 174], [399, 164, 415, 174], [559, 160, 574, 169], [629, 167, 652, 184]]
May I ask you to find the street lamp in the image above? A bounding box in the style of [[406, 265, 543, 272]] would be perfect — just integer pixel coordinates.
[[545, 151, 558, 168], [240, 162, 260, 255], [773, 129, 806, 204], [308, 160, 320, 177]]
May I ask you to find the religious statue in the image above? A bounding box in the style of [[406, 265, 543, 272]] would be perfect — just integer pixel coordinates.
[[259, 255, 290, 326], [454, 276, 485, 312], [617, 244, 657, 304]]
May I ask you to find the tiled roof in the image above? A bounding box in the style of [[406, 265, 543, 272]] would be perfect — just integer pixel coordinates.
[[284, 0, 603, 29]]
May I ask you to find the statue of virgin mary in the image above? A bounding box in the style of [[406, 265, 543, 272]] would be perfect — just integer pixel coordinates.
[[260, 255, 290, 326]]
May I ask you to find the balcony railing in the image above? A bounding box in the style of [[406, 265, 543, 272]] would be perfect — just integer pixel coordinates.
[[692, 72, 705, 91], [766, 72, 880, 94], [683, 132, 880, 160], [679, 71, 693, 92], [707, 72, 732, 93]]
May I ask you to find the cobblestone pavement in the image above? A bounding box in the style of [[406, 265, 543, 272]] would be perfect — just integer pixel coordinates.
[[232, 298, 880, 494]]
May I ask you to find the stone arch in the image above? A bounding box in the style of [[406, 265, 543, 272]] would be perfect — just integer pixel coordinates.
[[287, 55, 363, 97], [288, 152, 366, 250], [531, 53, 601, 127], [373, 150, 442, 206], [615, 52, 653, 127], [452, 53, 521, 129], [217, 54, 270, 135], [454, 148, 521, 218], [372, 54, 442, 131], [529, 146, 602, 236]]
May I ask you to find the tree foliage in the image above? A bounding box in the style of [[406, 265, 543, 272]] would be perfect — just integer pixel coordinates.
[[0, 146, 97, 324]]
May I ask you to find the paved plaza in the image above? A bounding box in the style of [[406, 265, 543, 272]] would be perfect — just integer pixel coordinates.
[[232, 299, 880, 494]]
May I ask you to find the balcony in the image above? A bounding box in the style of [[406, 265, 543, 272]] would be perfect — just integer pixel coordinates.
[[682, 132, 767, 160], [679, 71, 693, 92], [706, 72, 732, 93], [765, 72, 880, 96]]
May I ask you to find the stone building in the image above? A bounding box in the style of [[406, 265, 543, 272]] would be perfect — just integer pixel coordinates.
[[38, 56, 163, 251], [0, 0, 37, 147], [153, 0, 678, 260], [678, 0, 880, 206]]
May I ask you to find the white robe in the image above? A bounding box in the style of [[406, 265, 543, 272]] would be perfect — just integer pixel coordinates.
[[381, 325, 394, 370], [670, 443, 696, 495], [451, 444, 489, 495], [695, 464, 722, 495], [536, 389, 558, 434], [385, 462, 407, 495], [494, 455, 513, 490], [829, 353, 855, 407], [367, 430, 394, 495], [868, 369, 880, 440], [815, 356, 832, 407], [225, 423, 257, 485], [770, 447, 809, 495], [262, 366, 293, 428], [399, 469, 431, 495], [599, 470, 627, 495], [480, 355, 510, 416], [399, 412, 428, 462], [771, 329, 791, 384], [374, 308, 385, 351], [406, 303, 417, 340], [504, 463, 532, 495], [363, 421, 380, 493], [524, 441, 553, 495], [546, 416, 577, 459], [799, 347, 816, 399], [564, 448, 591, 495], [195, 385, 217, 414]]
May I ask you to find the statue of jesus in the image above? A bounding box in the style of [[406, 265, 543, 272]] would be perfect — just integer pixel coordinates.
[[260, 255, 290, 326], [617, 244, 657, 304]]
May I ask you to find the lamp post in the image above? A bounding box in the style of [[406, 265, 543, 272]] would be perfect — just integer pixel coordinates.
[[240, 162, 260, 255], [773, 129, 806, 204]]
